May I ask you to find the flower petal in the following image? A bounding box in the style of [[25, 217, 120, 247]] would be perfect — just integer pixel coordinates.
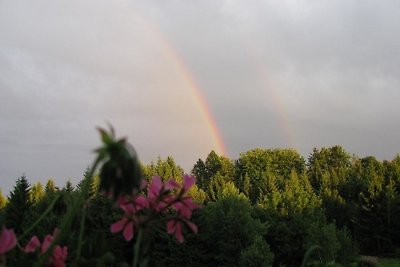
[[134, 196, 148, 210], [175, 222, 184, 243], [184, 220, 198, 234], [120, 202, 135, 214], [183, 175, 195, 192], [166, 219, 176, 234], [0, 226, 17, 254], [41, 234, 54, 253], [140, 179, 147, 190], [149, 176, 162, 198], [24, 236, 41, 253], [52, 245, 68, 267], [165, 180, 180, 191], [123, 221, 134, 241], [110, 218, 128, 233]]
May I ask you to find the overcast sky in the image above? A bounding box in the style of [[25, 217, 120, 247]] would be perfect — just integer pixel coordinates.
[[1, 0, 399, 194]]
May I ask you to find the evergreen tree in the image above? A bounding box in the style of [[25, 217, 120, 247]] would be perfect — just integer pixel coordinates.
[[45, 179, 57, 193], [63, 180, 74, 192], [239, 235, 274, 267], [191, 158, 208, 188], [357, 166, 395, 252], [4, 175, 31, 234], [191, 150, 234, 191], [235, 148, 305, 203], [143, 156, 183, 181], [200, 195, 266, 266], [0, 189, 7, 210], [307, 146, 351, 190], [29, 182, 45, 204]]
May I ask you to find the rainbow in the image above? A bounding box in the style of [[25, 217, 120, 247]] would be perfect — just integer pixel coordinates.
[[241, 39, 296, 148], [257, 68, 296, 148], [132, 10, 227, 156], [162, 46, 228, 156], [128, 4, 295, 153]]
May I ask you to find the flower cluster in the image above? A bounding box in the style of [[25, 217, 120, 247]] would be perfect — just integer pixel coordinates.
[[0, 226, 67, 267], [24, 229, 68, 267], [0, 226, 16, 255], [111, 175, 199, 243]]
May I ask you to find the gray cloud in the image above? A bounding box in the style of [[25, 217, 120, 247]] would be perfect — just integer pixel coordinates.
[[1, 0, 400, 193]]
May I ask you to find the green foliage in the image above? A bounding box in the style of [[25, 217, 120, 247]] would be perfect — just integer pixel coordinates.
[[235, 148, 305, 202], [259, 170, 321, 216], [207, 173, 227, 201], [239, 235, 274, 267], [25, 190, 69, 239], [3, 145, 400, 266], [191, 151, 234, 190], [73, 194, 126, 266], [63, 180, 74, 192], [307, 146, 351, 189], [4, 175, 32, 234], [187, 184, 207, 204], [0, 189, 7, 210], [29, 182, 45, 203], [77, 168, 100, 198], [45, 179, 57, 193], [95, 126, 143, 199], [200, 195, 267, 266], [143, 156, 183, 181], [335, 228, 359, 265]]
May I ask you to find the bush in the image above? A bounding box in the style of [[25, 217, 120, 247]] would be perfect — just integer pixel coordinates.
[[239, 235, 274, 267]]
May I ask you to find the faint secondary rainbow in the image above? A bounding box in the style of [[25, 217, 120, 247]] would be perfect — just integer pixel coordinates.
[[242, 39, 296, 148], [257, 67, 296, 148], [133, 11, 227, 156]]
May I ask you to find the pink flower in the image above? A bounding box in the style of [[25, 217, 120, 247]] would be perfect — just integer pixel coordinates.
[[182, 175, 195, 192], [167, 218, 198, 243], [148, 176, 163, 199], [173, 197, 198, 218], [111, 217, 135, 241], [0, 226, 16, 254], [23, 229, 68, 267], [24, 236, 41, 253], [51, 245, 68, 267], [148, 176, 179, 199], [147, 176, 179, 212], [110, 175, 200, 244], [111, 195, 147, 241], [167, 219, 183, 243], [41, 232, 55, 253]]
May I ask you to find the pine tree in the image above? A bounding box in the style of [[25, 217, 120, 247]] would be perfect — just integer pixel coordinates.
[[45, 179, 56, 193], [143, 156, 184, 182], [63, 180, 74, 192], [4, 175, 31, 233], [29, 182, 45, 203]]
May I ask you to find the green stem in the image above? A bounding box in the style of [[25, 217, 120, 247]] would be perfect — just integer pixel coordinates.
[[132, 228, 144, 267], [34, 158, 101, 267], [18, 194, 60, 241], [73, 203, 87, 266], [300, 245, 323, 267]]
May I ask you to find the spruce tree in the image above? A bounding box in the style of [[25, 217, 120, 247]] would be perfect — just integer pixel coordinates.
[[4, 175, 31, 234], [45, 179, 56, 193], [63, 180, 74, 192], [29, 182, 45, 203]]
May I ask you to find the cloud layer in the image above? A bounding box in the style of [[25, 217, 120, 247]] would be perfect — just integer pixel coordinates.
[[1, 0, 399, 193]]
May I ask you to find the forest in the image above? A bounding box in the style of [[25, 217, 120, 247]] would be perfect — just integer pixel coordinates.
[[1, 137, 400, 266]]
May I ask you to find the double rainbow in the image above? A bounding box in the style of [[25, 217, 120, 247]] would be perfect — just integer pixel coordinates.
[[132, 11, 227, 156]]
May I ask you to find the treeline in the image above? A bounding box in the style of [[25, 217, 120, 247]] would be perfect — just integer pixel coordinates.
[[0, 145, 399, 266]]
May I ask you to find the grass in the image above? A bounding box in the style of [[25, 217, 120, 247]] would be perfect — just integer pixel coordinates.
[[378, 258, 400, 267]]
